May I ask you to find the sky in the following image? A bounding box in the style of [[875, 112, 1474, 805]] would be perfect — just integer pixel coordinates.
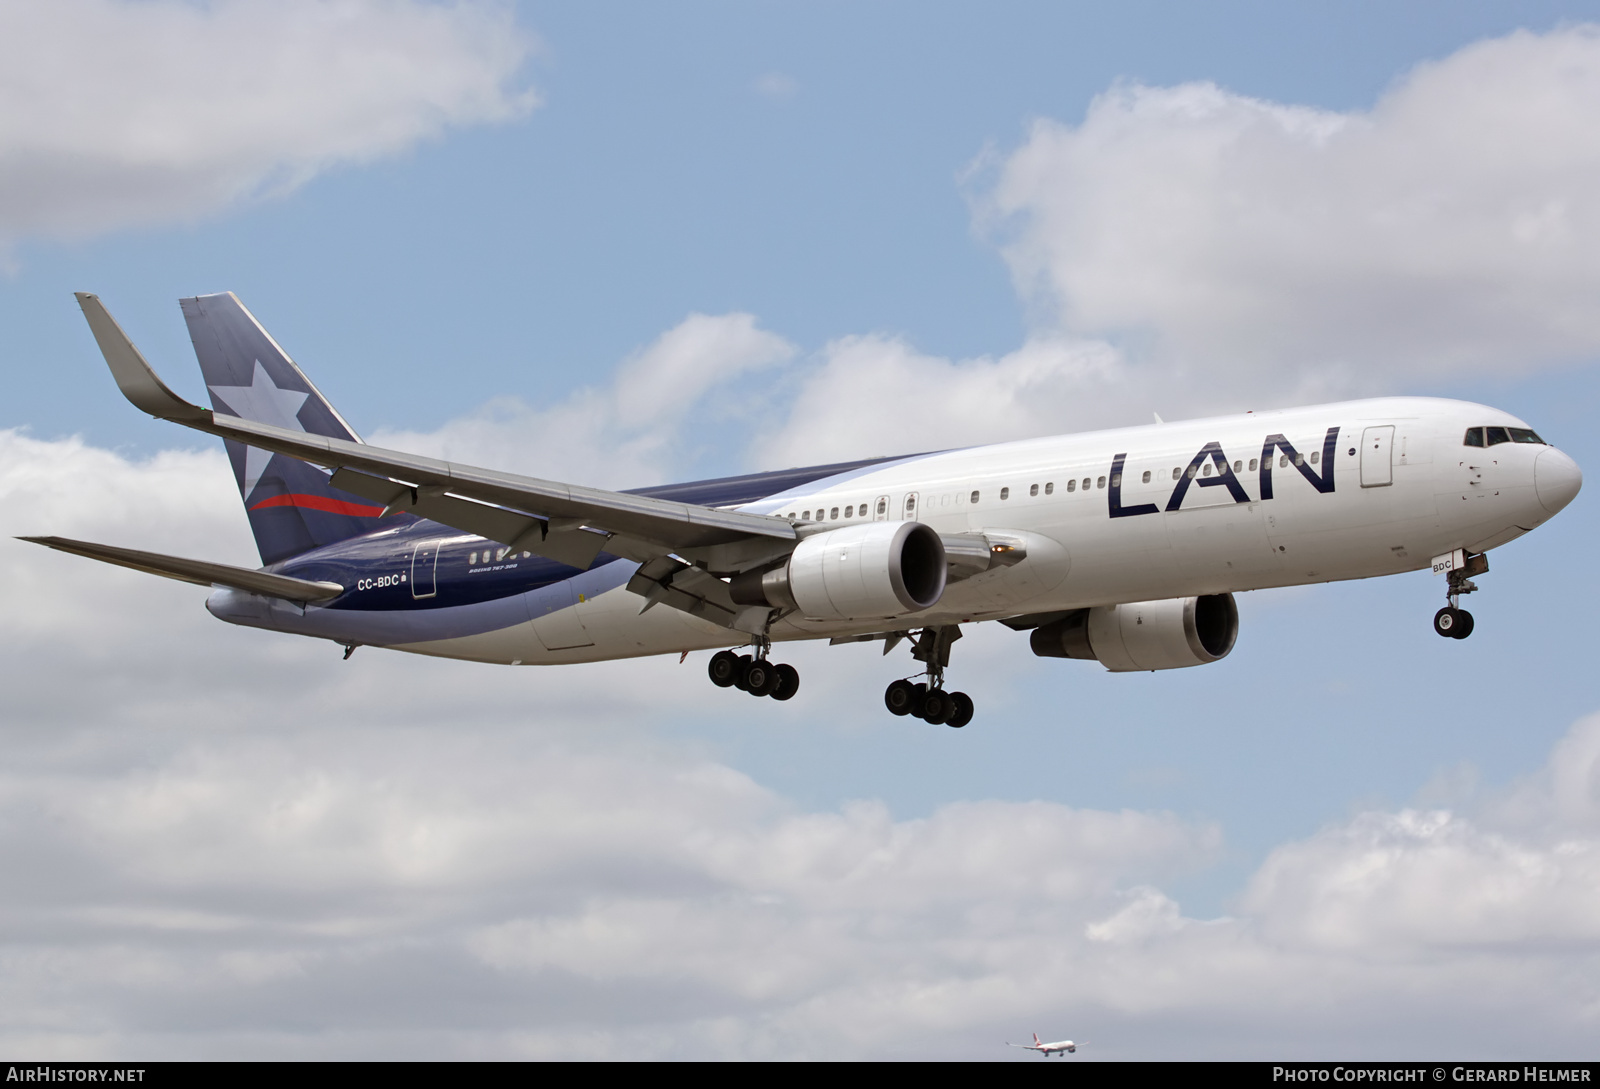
[[2, 0, 1600, 1060]]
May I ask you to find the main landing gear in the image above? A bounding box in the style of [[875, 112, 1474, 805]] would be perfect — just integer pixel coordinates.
[[1433, 551, 1488, 640], [883, 626, 975, 728], [708, 647, 799, 701]]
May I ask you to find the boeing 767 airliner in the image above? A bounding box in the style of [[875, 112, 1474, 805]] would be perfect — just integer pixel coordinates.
[[22, 293, 1584, 728]]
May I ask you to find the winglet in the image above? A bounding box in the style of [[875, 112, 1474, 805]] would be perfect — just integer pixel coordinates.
[[74, 292, 209, 423]]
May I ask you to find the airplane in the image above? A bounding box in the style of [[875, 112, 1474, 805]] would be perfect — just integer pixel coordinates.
[[1008, 1033, 1077, 1056], [21, 292, 1583, 729]]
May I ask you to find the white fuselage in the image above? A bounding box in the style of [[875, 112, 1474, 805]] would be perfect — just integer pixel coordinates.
[[291, 396, 1578, 665]]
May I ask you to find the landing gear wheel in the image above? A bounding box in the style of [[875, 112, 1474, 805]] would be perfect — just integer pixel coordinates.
[[885, 679, 917, 716], [1434, 607, 1474, 639], [920, 689, 953, 725], [771, 663, 800, 701], [708, 650, 741, 688], [745, 659, 779, 697], [945, 692, 974, 729], [731, 654, 754, 691]]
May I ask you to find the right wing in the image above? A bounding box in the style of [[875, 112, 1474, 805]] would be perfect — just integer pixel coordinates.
[[19, 536, 344, 604], [77, 293, 799, 583]]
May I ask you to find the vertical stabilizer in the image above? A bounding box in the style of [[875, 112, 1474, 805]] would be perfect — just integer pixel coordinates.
[[181, 293, 396, 564]]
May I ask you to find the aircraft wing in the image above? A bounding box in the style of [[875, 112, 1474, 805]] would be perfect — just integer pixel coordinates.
[[77, 293, 798, 575], [19, 535, 344, 603]]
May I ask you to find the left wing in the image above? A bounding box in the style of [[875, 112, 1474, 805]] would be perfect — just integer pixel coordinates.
[[77, 293, 799, 601]]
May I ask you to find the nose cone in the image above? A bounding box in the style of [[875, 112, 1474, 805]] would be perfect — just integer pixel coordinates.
[[1535, 448, 1583, 514]]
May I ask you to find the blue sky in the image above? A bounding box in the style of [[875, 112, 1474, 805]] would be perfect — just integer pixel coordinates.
[[4, 0, 1600, 1060]]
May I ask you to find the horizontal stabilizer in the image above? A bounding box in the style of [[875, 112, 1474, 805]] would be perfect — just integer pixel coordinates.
[[18, 536, 344, 603]]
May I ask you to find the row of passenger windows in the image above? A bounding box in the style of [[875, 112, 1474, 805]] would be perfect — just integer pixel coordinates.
[[468, 547, 533, 565], [1464, 426, 1544, 447], [782, 454, 1322, 521]]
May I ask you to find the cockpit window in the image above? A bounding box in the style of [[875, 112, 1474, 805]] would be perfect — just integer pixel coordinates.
[[1466, 425, 1545, 447]]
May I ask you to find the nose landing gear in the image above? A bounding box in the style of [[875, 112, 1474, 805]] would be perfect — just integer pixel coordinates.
[[1433, 551, 1488, 640], [883, 626, 975, 728]]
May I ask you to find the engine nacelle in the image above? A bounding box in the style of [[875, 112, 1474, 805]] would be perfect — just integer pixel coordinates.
[[731, 521, 946, 621], [1030, 594, 1238, 672]]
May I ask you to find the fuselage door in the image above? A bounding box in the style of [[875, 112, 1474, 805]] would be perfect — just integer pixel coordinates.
[[873, 495, 890, 521], [410, 539, 440, 599], [902, 492, 920, 521], [1361, 425, 1395, 488]]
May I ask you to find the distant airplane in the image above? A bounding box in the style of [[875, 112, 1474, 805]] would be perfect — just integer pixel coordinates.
[[25, 292, 1583, 728], [1008, 1033, 1077, 1056]]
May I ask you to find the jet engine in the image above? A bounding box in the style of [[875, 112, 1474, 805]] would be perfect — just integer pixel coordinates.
[[1029, 594, 1238, 672], [731, 521, 946, 621]]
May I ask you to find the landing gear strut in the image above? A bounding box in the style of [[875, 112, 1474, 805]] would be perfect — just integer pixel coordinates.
[[1434, 551, 1487, 640], [708, 642, 799, 701], [884, 626, 975, 728]]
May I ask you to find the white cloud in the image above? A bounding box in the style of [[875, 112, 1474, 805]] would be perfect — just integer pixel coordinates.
[[370, 312, 797, 486], [4, 432, 1600, 1058], [0, 0, 536, 244], [753, 333, 1135, 466], [980, 26, 1600, 403]]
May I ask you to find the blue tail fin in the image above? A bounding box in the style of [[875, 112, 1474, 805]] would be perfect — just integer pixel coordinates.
[[181, 293, 393, 565]]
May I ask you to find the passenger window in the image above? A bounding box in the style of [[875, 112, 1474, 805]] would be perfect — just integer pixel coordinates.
[[1309, 451, 1320, 464], [1081, 478, 1091, 490], [877, 498, 887, 514], [1141, 470, 1151, 484], [1045, 482, 1054, 495], [1066, 479, 1076, 493], [1249, 458, 1258, 471], [1294, 453, 1305, 466], [1202, 463, 1213, 477], [1000, 487, 1010, 500], [830, 507, 839, 519], [470, 552, 478, 564], [1172, 467, 1181, 480], [845, 505, 854, 518], [970, 491, 980, 504], [1463, 427, 1484, 447], [1279, 455, 1288, 468], [1233, 460, 1242, 473], [1187, 466, 1198, 479], [802, 510, 811, 520], [1486, 426, 1510, 446], [1096, 476, 1106, 489], [1029, 483, 1038, 497], [1111, 473, 1122, 487]]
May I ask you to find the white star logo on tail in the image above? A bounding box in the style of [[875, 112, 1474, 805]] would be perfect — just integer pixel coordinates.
[[208, 361, 309, 499]]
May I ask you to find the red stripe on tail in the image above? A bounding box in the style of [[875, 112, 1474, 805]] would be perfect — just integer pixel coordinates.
[[248, 493, 386, 517]]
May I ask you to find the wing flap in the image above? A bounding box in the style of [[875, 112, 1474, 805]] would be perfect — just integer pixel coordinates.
[[328, 468, 610, 570], [19, 536, 344, 603]]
